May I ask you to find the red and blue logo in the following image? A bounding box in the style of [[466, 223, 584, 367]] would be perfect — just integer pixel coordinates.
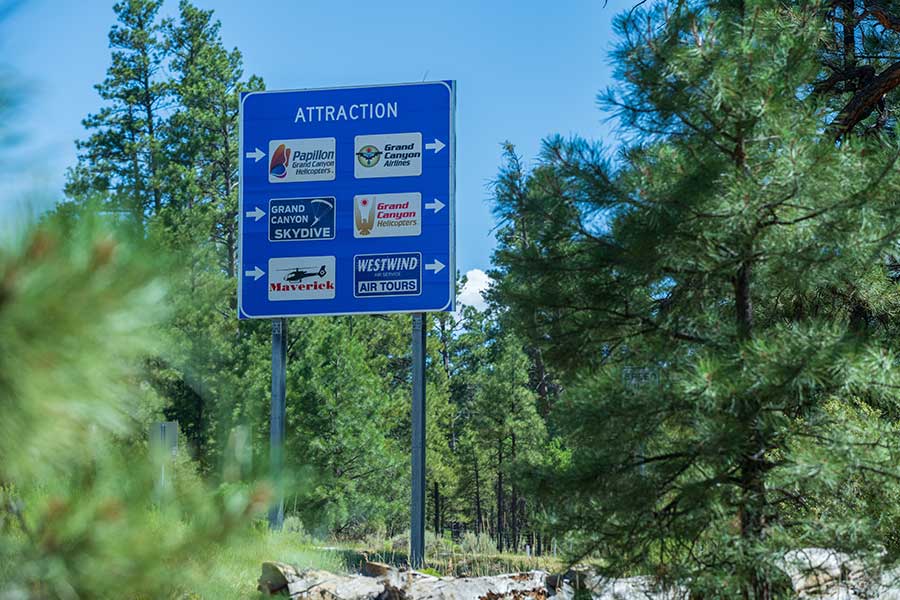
[[269, 144, 290, 178]]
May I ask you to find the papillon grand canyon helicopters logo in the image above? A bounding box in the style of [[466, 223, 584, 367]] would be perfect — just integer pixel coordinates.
[[267, 138, 336, 183], [269, 144, 291, 179]]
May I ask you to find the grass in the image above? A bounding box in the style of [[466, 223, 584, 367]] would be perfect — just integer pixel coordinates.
[[182, 527, 343, 599], [364, 548, 567, 578], [190, 529, 568, 598], [188, 536, 566, 598], [336, 533, 569, 578]]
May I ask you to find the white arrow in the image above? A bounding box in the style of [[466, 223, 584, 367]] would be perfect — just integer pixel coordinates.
[[425, 198, 445, 213], [425, 138, 446, 154], [425, 259, 445, 274], [244, 266, 265, 280], [245, 147, 265, 162], [245, 206, 265, 221]]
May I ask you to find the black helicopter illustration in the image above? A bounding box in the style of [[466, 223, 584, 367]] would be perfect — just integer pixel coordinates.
[[278, 265, 328, 282]]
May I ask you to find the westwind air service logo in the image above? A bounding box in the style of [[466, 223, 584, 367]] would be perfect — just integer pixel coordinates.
[[354, 197, 375, 236], [269, 143, 291, 178], [356, 144, 382, 168]]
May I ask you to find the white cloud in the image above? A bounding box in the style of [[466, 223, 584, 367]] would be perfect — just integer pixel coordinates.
[[458, 268, 492, 312]]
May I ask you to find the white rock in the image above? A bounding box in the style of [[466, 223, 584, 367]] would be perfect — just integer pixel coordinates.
[[585, 575, 688, 600], [781, 548, 855, 596]]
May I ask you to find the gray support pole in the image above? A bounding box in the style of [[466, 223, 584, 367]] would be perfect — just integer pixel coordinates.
[[159, 424, 166, 490], [268, 318, 287, 530], [410, 313, 427, 568]]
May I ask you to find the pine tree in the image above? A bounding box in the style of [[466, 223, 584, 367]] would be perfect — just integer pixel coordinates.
[[0, 214, 267, 599], [279, 314, 438, 536], [493, 1, 900, 597], [66, 0, 169, 226], [468, 319, 545, 553], [144, 1, 265, 471], [162, 0, 263, 275], [438, 303, 493, 536]]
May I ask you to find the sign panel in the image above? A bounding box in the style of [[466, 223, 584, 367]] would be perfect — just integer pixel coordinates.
[[239, 81, 455, 318]]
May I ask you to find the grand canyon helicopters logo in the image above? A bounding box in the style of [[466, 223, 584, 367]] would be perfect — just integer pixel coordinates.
[[354, 197, 376, 236]]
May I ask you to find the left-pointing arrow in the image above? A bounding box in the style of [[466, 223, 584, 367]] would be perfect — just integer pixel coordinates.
[[425, 259, 445, 274], [245, 206, 265, 221], [245, 147, 265, 162], [245, 266, 265, 280]]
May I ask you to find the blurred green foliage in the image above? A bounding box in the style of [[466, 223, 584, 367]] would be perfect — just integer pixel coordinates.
[[0, 215, 273, 598]]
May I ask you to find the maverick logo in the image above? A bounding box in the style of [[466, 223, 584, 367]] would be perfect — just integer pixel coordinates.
[[354, 197, 376, 236], [268, 256, 336, 300], [270, 143, 290, 179], [356, 144, 382, 168]]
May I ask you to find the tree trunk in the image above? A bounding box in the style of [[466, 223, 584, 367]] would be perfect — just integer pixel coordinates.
[[841, 0, 856, 68], [433, 481, 441, 536], [496, 440, 504, 553], [510, 433, 518, 552], [529, 347, 552, 419], [473, 452, 483, 534], [734, 257, 771, 600]]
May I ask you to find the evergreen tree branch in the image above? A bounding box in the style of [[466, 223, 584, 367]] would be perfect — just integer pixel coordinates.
[[832, 60, 900, 137]]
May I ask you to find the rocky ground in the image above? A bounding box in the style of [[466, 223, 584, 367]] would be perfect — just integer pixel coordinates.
[[256, 548, 900, 599]]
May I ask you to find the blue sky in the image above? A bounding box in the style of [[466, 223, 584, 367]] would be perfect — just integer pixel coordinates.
[[0, 0, 626, 275]]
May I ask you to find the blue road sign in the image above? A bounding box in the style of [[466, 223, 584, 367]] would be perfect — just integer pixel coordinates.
[[238, 81, 455, 318]]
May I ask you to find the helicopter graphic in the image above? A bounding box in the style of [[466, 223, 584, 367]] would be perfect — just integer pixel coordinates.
[[278, 264, 328, 282]]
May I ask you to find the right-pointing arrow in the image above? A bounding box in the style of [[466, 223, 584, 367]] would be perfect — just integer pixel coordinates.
[[245, 147, 265, 162], [245, 206, 265, 221], [425, 259, 445, 274], [425, 138, 446, 154], [244, 266, 265, 280], [425, 198, 445, 213]]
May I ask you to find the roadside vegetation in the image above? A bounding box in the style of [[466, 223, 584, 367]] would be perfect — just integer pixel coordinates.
[[8, 1, 900, 599]]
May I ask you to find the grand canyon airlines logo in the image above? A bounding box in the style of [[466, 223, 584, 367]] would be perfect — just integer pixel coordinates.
[[355, 144, 382, 168]]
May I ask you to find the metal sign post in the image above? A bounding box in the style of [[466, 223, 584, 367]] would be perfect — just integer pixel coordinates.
[[268, 318, 287, 530], [410, 313, 427, 567], [150, 421, 178, 494]]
